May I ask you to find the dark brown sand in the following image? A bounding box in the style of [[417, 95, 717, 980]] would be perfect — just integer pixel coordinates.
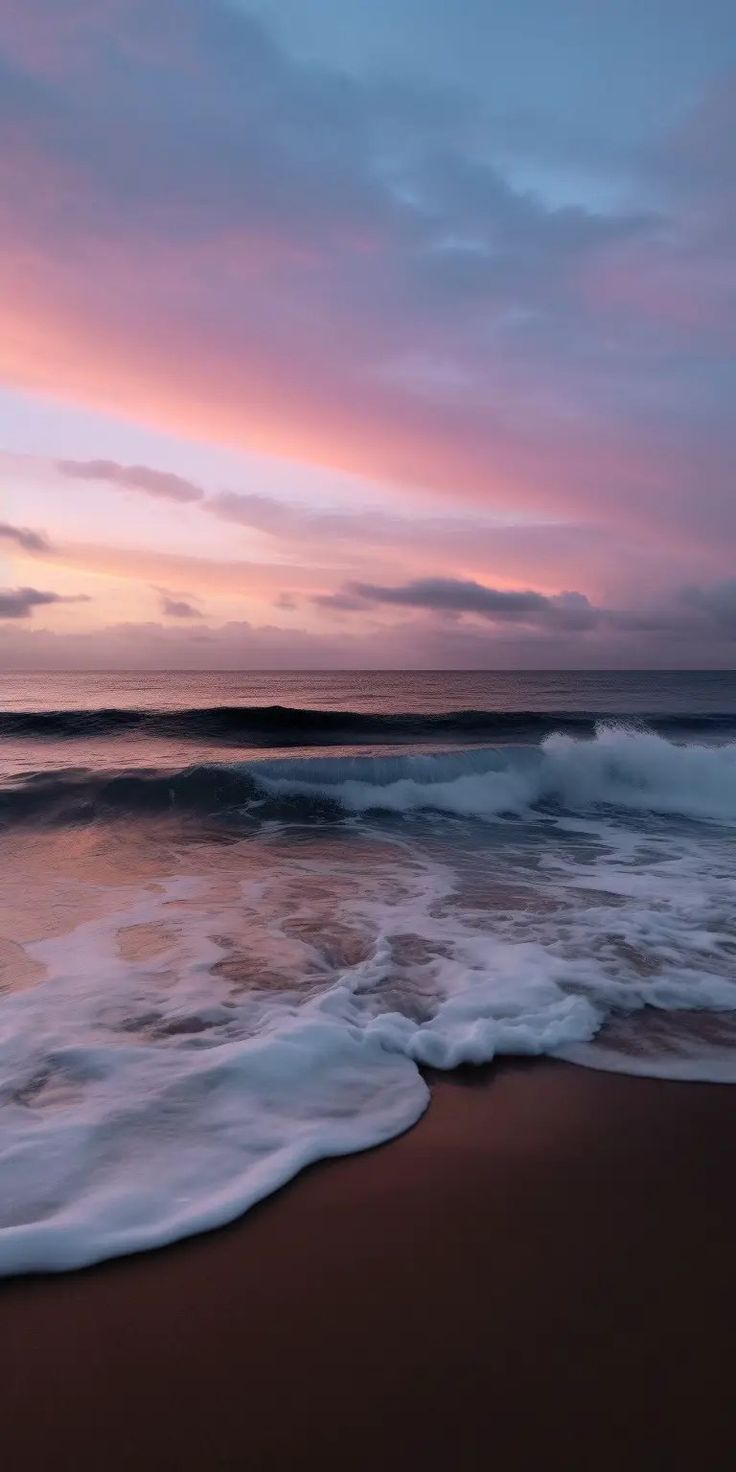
[[1, 1061, 734, 1471]]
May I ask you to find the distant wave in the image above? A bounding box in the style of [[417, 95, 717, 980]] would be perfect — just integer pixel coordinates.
[[2, 704, 736, 745], [5, 726, 736, 827]]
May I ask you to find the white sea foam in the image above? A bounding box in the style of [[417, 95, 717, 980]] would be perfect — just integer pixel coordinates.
[[1, 726, 736, 1275], [0, 875, 429, 1276], [558, 1036, 736, 1083], [0, 875, 605, 1276], [254, 725, 736, 822]]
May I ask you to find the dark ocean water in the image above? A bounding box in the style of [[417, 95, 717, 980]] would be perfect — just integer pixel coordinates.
[[1, 669, 735, 1275]]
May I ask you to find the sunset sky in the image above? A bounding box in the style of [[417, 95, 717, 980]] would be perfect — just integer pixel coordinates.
[[1, 0, 735, 668]]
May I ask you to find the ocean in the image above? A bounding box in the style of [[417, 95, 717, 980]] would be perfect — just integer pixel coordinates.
[[1, 668, 735, 1276]]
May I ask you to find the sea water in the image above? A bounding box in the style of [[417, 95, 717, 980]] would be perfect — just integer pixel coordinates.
[[0, 670, 734, 1274]]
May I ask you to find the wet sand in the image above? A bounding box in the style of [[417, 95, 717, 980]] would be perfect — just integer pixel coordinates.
[[1, 1061, 734, 1471]]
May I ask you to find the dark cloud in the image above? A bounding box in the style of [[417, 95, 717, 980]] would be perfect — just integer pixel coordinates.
[[0, 587, 90, 619], [160, 594, 202, 619], [313, 574, 736, 645], [0, 521, 52, 553], [57, 460, 204, 504], [348, 577, 599, 630]]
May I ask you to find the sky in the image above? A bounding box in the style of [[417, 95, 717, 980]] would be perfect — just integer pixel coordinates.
[[1, 0, 735, 669]]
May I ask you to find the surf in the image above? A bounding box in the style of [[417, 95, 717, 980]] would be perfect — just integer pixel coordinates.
[[4, 725, 736, 826], [1, 711, 735, 1276]]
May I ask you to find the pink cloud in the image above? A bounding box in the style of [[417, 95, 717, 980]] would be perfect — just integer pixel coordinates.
[[0, 0, 733, 616]]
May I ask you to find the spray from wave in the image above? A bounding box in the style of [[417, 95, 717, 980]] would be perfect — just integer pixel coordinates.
[[258, 726, 736, 823]]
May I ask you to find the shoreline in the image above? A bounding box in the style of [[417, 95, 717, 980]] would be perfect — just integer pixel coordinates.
[[2, 1059, 735, 1470]]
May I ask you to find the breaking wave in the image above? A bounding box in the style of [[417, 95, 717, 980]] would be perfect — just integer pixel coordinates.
[[5, 725, 736, 827]]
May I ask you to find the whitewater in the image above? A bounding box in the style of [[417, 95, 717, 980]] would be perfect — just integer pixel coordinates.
[[1, 672, 735, 1276]]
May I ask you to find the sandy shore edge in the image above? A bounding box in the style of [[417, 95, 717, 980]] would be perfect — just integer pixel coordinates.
[[1, 1060, 734, 1470]]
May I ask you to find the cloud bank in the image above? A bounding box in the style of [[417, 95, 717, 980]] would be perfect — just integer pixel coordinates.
[[0, 2, 733, 667], [0, 0, 732, 556]]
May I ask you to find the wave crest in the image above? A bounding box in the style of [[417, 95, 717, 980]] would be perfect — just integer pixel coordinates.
[[5, 726, 736, 826]]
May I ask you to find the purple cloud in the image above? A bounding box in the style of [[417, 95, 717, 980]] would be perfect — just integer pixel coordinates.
[[0, 587, 90, 618], [1, 0, 732, 562], [57, 460, 204, 505], [0, 1, 734, 669], [0, 521, 52, 553], [346, 578, 599, 630], [160, 594, 202, 619]]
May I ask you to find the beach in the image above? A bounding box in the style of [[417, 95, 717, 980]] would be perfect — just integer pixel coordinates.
[[2, 1060, 734, 1471], [4, 0, 736, 1456]]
